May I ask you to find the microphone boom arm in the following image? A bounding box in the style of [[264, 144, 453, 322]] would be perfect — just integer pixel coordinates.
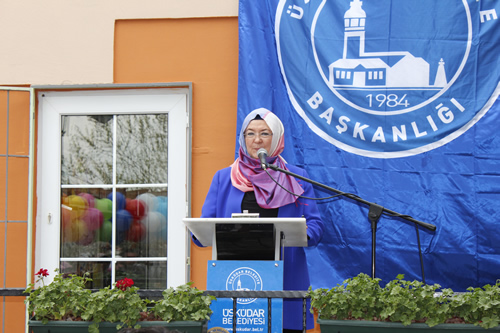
[[267, 163, 436, 231]]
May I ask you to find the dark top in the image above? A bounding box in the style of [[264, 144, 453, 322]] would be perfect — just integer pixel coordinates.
[[241, 191, 279, 217]]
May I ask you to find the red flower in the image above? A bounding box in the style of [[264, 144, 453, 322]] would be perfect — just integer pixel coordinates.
[[115, 277, 134, 291], [35, 268, 49, 277]]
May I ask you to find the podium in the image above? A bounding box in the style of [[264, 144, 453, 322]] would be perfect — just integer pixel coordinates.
[[183, 216, 307, 333]]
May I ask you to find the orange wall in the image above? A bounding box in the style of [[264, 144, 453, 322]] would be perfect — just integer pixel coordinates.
[[114, 17, 239, 289], [0, 90, 32, 333]]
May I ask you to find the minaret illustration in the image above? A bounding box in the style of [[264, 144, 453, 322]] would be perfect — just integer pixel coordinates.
[[237, 276, 242, 290], [328, 0, 447, 89]]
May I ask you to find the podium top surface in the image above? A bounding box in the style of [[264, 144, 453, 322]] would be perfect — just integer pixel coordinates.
[[183, 217, 307, 247]]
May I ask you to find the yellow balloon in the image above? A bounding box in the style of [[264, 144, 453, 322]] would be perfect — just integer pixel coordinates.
[[63, 219, 88, 243], [67, 195, 88, 218]]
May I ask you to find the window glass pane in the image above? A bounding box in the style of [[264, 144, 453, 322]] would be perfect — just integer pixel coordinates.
[[61, 188, 113, 258], [60, 114, 169, 288], [61, 115, 113, 185], [59, 261, 166, 289], [60, 261, 112, 289], [116, 261, 167, 289], [116, 114, 168, 184], [115, 187, 168, 258]]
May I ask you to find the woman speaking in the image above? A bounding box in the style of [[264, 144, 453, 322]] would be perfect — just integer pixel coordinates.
[[194, 108, 324, 332]]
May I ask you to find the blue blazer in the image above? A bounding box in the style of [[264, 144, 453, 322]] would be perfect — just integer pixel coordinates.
[[194, 165, 324, 330]]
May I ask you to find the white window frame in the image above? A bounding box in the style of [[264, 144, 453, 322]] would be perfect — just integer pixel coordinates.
[[35, 86, 191, 288]]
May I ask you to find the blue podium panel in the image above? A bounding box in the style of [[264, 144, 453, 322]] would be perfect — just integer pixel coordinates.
[[207, 260, 283, 333]]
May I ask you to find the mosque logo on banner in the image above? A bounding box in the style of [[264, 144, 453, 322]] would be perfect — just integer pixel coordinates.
[[276, 0, 500, 158], [226, 267, 263, 305]]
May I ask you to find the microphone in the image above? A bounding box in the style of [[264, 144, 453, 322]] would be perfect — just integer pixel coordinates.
[[257, 148, 268, 169]]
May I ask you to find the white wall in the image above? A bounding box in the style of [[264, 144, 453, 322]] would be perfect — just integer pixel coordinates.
[[0, 0, 238, 85]]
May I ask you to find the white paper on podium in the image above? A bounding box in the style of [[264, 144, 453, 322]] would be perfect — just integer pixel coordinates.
[[183, 217, 307, 248]]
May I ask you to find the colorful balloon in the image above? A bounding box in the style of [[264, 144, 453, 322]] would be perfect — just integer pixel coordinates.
[[156, 195, 168, 210], [137, 193, 158, 212], [127, 221, 146, 242], [67, 194, 88, 218], [97, 220, 112, 242], [116, 209, 133, 233], [82, 207, 104, 231], [63, 219, 88, 243], [125, 199, 146, 220], [61, 206, 76, 230], [107, 192, 126, 211], [143, 211, 166, 233], [142, 212, 167, 241], [95, 198, 112, 221], [78, 192, 95, 208]]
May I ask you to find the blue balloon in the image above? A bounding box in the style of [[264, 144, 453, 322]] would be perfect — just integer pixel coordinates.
[[116, 209, 132, 233], [156, 197, 169, 236], [157, 196, 168, 204], [156, 196, 168, 218], [107, 192, 126, 210]]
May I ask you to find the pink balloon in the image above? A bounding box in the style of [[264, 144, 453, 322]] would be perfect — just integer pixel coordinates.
[[78, 192, 95, 208], [82, 207, 104, 231]]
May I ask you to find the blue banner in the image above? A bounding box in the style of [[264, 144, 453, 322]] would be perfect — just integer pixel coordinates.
[[237, 0, 500, 290]]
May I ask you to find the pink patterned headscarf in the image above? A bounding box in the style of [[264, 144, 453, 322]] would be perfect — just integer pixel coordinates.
[[230, 108, 304, 209]]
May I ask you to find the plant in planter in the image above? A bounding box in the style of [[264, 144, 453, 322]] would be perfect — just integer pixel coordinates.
[[307, 273, 500, 331], [82, 277, 147, 332], [148, 282, 216, 322], [24, 268, 93, 322], [449, 282, 500, 329], [25, 269, 215, 333]]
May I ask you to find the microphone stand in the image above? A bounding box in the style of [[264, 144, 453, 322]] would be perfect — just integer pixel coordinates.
[[266, 163, 436, 282]]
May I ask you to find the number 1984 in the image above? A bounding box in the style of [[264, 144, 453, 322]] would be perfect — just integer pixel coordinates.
[[366, 94, 410, 108]]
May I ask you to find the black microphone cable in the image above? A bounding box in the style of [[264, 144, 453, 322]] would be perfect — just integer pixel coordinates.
[[263, 168, 360, 202]]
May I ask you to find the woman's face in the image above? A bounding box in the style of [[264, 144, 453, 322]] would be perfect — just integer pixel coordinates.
[[244, 120, 273, 159]]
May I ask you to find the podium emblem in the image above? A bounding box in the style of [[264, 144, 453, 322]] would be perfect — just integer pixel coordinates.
[[226, 267, 263, 305]]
